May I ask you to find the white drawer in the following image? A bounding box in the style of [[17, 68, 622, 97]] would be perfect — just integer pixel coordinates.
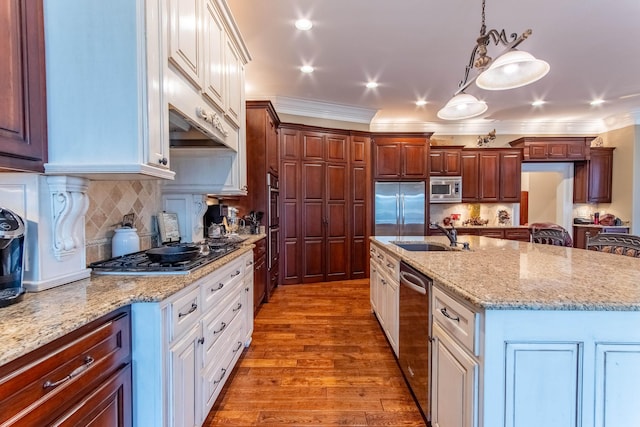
[[168, 285, 201, 342], [370, 245, 385, 267], [383, 252, 400, 279], [432, 286, 478, 354], [201, 319, 244, 417], [202, 257, 244, 310], [202, 287, 244, 364]]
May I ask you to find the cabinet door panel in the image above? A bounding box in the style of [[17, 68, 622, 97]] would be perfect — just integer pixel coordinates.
[[352, 166, 366, 202], [302, 163, 324, 200], [168, 0, 201, 87], [326, 134, 348, 163], [0, 0, 47, 171], [302, 132, 325, 160], [477, 229, 504, 239], [351, 238, 366, 278], [402, 144, 428, 178], [303, 203, 323, 238], [280, 128, 299, 159], [327, 164, 347, 201], [588, 149, 613, 203], [548, 143, 568, 159], [283, 203, 298, 239], [461, 153, 479, 201], [500, 152, 522, 202], [302, 240, 324, 282], [528, 144, 548, 159], [374, 144, 401, 178], [478, 153, 499, 201], [351, 136, 369, 163], [267, 117, 279, 173], [169, 324, 201, 427], [327, 203, 347, 238], [573, 161, 588, 203], [203, 1, 225, 110], [430, 152, 445, 175], [283, 240, 300, 284], [326, 238, 348, 280]]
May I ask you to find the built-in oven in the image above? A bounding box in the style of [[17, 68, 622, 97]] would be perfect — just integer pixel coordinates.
[[399, 261, 432, 422], [430, 176, 462, 203]]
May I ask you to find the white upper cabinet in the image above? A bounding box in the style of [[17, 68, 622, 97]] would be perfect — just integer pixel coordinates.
[[165, 0, 249, 149], [43, 0, 174, 180]]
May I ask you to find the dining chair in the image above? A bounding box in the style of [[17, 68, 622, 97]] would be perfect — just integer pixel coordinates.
[[530, 227, 573, 247], [585, 232, 640, 257]]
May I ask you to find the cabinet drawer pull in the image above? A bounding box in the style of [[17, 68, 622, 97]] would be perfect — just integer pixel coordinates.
[[211, 283, 224, 292], [213, 322, 227, 334], [386, 262, 394, 268], [440, 307, 460, 322], [377, 254, 384, 259], [246, 260, 253, 266], [233, 341, 243, 353], [198, 337, 205, 345], [233, 302, 242, 312], [43, 356, 95, 389], [178, 303, 198, 318], [213, 368, 227, 385], [231, 270, 241, 277]]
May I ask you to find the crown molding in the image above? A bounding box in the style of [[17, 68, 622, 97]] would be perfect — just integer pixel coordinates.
[[252, 95, 640, 135], [265, 96, 378, 124]]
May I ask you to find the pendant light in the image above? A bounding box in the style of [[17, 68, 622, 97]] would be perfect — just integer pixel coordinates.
[[437, 0, 549, 120]]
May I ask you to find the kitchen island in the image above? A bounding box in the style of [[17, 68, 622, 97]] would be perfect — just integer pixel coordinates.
[[371, 235, 640, 427]]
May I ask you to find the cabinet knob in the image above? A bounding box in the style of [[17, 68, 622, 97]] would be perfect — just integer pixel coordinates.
[[159, 157, 168, 166]]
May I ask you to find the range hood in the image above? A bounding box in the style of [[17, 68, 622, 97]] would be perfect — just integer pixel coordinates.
[[169, 108, 227, 148]]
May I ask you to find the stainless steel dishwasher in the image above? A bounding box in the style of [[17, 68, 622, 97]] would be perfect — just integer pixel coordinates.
[[399, 261, 432, 422]]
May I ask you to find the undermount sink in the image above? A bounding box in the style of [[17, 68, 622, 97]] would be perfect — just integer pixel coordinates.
[[392, 242, 451, 251]]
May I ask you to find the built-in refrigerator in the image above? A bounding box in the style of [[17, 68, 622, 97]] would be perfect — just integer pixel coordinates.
[[374, 182, 426, 236]]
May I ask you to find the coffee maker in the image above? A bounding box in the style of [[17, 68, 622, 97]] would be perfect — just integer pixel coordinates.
[[0, 208, 26, 307]]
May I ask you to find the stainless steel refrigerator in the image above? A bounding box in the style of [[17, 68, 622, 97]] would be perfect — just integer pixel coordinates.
[[374, 182, 426, 236]]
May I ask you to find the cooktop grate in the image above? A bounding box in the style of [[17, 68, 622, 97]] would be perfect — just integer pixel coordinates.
[[89, 241, 241, 275]]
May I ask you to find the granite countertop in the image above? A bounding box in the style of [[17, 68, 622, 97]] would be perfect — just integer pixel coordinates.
[[372, 235, 640, 312], [0, 234, 266, 367]]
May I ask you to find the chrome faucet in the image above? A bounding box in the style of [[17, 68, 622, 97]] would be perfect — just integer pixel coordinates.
[[430, 222, 458, 247]]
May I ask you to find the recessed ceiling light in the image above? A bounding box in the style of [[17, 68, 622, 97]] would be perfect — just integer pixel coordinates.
[[366, 82, 378, 89], [590, 99, 605, 106], [300, 65, 314, 73], [531, 100, 546, 106], [295, 19, 313, 31], [415, 100, 427, 106]]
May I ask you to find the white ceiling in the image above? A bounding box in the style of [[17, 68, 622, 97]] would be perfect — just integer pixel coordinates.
[[226, 0, 640, 134]]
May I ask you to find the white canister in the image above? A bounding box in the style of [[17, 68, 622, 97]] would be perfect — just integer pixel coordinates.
[[112, 228, 140, 257]]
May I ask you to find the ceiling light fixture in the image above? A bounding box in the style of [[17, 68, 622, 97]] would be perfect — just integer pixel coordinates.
[[295, 19, 313, 31], [590, 99, 605, 106], [366, 81, 379, 89], [300, 65, 314, 73], [437, 0, 550, 120], [531, 100, 546, 106], [415, 100, 428, 106]]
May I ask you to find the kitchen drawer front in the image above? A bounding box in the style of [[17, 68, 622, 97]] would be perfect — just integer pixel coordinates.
[[202, 319, 244, 417], [433, 286, 478, 355], [370, 244, 385, 268], [253, 238, 267, 260], [243, 251, 254, 275], [202, 257, 244, 310], [169, 285, 202, 342], [383, 252, 400, 279], [203, 287, 244, 364], [0, 309, 131, 426]]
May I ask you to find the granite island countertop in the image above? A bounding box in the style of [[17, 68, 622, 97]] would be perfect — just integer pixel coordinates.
[[0, 235, 265, 367], [372, 235, 640, 312]]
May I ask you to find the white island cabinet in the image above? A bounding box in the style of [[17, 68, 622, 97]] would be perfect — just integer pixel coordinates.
[[43, 0, 174, 180], [132, 251, 254, 427], [371, 235, 640, 427]]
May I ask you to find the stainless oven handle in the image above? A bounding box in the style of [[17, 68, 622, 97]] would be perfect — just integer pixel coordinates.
[[400, 271, 428, 295]]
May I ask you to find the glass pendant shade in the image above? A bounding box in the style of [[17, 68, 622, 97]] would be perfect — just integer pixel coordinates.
[[475, 49, 550, 90], [437, 93, 488, 120]]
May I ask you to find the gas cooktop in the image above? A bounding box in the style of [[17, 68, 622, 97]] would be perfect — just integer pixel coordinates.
[[89, 240, 242, 275]]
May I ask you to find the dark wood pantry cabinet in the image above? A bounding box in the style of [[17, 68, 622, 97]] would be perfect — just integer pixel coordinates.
[[509, 136, 594, 162], [280, 125, 370, 284], [573, 147, 615, 204], [0, 0, 48, 172]]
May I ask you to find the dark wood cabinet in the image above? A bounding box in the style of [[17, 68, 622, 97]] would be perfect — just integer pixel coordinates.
[[504, 228, 532, 242], [509, 137, 594, 162], [0, 0, 48, 172], [253, 238, 267, 313], [280, 125, 367, 285], [573, 225, 629, 249], [372, 134, 432, 179], [241, 101, 281, 304], [461, 148, 522, 203], [429, 146, 463, 176], [429, 227, 530, 241], [0, 307, 132, 426], [573, 147, 615, 203]]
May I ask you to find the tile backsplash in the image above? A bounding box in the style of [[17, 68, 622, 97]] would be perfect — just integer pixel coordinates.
[[430, 203, 520, 227], [85, 180, 163, 264]]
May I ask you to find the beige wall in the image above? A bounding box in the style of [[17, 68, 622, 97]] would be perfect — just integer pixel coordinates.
[[598, 125, 637, 229], [85, 180, 163, 264]]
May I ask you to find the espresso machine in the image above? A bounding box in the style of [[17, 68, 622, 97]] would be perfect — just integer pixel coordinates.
[[0, 208, 26, 307]]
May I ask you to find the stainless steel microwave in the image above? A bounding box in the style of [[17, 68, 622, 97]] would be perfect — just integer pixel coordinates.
[[430, 176, 462, 203]]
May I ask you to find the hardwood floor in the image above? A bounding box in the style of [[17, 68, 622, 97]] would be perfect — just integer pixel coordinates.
[[204, 279, 426, 426]]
